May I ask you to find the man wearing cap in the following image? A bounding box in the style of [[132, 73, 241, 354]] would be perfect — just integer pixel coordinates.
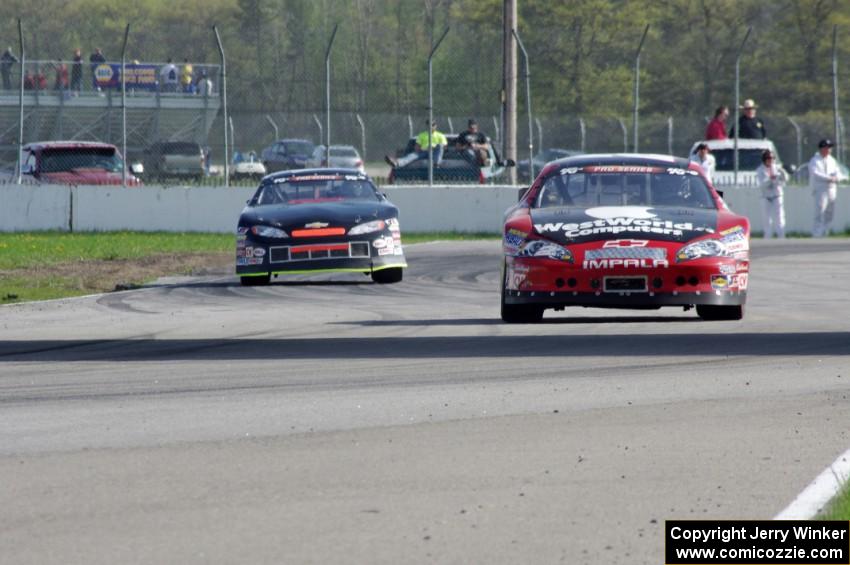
[[808, 139, 845, 237], [690, 143, 716, 184], [385, 120, 448, 168], [729, 99, 766, 139], [455, 119, 491, 166], [756, 149, 788, 239]]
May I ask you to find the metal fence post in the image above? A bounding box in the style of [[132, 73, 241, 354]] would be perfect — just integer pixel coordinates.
[[667, 116, 673, 155], [492, 115, 500, 147], [447, 117, 454, 133], [120, 23, 130, 187], [535, 117, 543, 155], [407, 114, 413, 139], [734, 26, 752, 186], [788, 117, 802, 169], [324, 24, 338, 166], [213, 25, 229, 187], [427, 27, 449, 187], [579, 117, 586, 153], [355, 114, 366, 162], [831, 25, 840, 160], [632, 24, 649, 152], [16, 19, 24, 184], [312, 114, 323, 146], [265, 115, 279, 141], [512, 29, 533, 179], [229, 116, 235, 155], [617, 118, 628, 153]]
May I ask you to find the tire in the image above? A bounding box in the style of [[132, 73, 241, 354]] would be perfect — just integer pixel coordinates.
[[371, 267, 403, 284], [696, 304, 743, 321], [500, 261, 544, 323], [240, 274, 270, 286]]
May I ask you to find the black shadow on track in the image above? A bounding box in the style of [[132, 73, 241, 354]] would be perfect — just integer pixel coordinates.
[[1, 332, 848, 362]]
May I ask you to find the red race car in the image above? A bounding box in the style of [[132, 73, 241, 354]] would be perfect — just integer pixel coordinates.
[[501, 154, 750, 323]]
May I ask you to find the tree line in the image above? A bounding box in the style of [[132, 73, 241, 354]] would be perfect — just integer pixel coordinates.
[[2, 0, 849, 121]]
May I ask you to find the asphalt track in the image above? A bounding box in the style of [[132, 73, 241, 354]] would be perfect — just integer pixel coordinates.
[[1, 239, 849, 564]]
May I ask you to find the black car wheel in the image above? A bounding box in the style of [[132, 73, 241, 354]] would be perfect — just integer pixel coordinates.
[[696, 304, 743, 321], [500, 262, 543, 323], [240, 274, 271, 286], [371, 267, 403, 284]]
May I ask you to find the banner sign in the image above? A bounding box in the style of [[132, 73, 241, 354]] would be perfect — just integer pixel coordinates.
[[92, 63, 159, 91]]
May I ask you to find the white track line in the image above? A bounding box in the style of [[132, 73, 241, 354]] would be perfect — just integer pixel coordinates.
[[774, 447, 850, 519]]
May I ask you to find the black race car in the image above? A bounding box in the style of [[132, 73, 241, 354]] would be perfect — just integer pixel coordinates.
[[236, 169, 407, 285]]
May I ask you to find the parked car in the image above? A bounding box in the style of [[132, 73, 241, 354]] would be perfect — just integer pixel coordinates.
[[688, 138, 783, 187], [517, 148, 583, 181], [143, 141, 205, 180], [231, 151, 267, 180], [236, 168, 406, 286], [260, 139, 316, 173], [306, 145, 365, 173], [387, 134, 514, 184], [501, 153, 750, 323], [20, 141, 142, 186]]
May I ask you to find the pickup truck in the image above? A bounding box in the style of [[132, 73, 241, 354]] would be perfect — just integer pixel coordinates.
[[20, 141, 142, 185]]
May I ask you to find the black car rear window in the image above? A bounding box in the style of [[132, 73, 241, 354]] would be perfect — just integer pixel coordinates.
[[253, 174, 380, 206]]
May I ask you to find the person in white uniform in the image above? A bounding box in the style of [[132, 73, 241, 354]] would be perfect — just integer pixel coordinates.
[[808, 138, 846, 237], [755, 149, 788, 238], [690, 142, 716, 184]]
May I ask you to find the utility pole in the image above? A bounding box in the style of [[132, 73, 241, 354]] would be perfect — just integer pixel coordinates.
[[503, 0, 517, 184]]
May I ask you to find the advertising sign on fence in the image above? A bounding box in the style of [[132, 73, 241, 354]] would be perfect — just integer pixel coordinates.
[[92, 63, 159, 91]]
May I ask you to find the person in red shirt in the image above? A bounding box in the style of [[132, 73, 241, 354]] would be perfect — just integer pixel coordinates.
[[54, 60, 69, 91], [704, 105, 729, 140]]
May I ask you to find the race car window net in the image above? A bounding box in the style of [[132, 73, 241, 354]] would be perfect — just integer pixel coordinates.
[[40, 148, 124, 173], [253, 179, 381, 206], [535, 169, 716, 210]]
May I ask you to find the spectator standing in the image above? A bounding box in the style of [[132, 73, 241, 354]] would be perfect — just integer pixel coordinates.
[[70, 48, 83, 93], [35, 67, 47, 90], [729, 99, 766, 139], [755, 150, 788, 239], [384, 120, 448, 168], [54, 60, 69, 91], [181, 58, 194, 93], [23, 69, 34, 90], [89, 48, 106, 89], [455, 119, 491, 165], [197, 70, 213, 96], [809, 139, 846, 237], [160, 58, 178, 92], [690, 143, 716, 184], [704, 106, 729, 140], [1, 47, 18, 91]]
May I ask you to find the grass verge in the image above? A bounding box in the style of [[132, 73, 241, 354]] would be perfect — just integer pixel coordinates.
[[817, 481, 850, 520], [0, 231, 498, 304]]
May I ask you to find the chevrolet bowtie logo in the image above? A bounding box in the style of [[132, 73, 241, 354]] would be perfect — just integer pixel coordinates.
[[304, 222, 330, 229], [603, 239, 649, 248]]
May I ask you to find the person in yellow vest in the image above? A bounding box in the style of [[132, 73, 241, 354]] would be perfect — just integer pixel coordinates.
[[385, 120, 447, 168], [181, 58, 194, 93]]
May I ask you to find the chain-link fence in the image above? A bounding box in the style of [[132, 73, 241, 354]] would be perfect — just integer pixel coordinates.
[[1, 19, 847, 187]]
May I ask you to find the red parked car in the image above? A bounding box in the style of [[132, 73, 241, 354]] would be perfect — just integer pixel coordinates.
[[21, 141, 142, 185], [501, 153, 750, 322]]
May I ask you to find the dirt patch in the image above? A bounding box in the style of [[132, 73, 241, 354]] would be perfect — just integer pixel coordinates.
[[0, 252, 233, 296]]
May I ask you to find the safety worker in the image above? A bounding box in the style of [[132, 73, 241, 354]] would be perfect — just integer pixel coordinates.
[[384, 120, 448, 168], [690, 143, 716, 184], [809, 138, 845, 237], [755, 149, 788, 239]]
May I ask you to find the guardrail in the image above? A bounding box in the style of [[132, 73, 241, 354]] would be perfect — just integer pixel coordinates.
[[1, 183, 848, 235]]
